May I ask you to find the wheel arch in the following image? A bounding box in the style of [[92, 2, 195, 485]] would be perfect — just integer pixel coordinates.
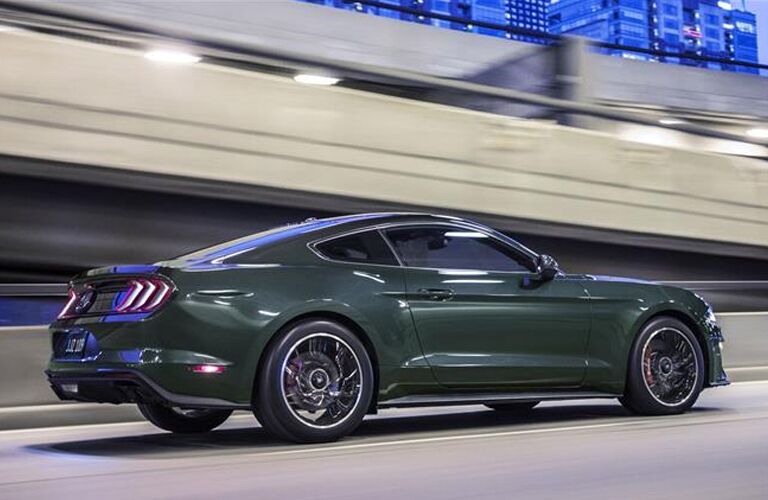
[[629, 309, 710, 388], [250, 310, 381, 413]]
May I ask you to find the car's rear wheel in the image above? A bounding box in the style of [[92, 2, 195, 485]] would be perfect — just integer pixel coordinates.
[[255, 319, 374, 443], [485, 401, 539, 412], [620, 317, 704, 415], [137, 403, 232, 433]]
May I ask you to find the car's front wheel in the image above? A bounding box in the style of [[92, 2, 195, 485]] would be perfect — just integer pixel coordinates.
[[620, 317, 704, 415], [255, 319, 374, 443], [137, 403, 232, 433]]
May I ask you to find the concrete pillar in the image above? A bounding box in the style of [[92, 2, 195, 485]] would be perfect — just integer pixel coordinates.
[[554, 36, 595, 128]]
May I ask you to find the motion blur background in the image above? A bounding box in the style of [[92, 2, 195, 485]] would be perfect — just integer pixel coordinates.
[[0, 0, 767, 497]]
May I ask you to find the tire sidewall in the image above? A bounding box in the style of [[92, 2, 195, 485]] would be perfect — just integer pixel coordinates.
[[258, 319, 374, 442], [625, 317, 705, 415]]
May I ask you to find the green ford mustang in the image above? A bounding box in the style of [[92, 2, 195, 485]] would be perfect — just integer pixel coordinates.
[[47, 213, 728, 442]]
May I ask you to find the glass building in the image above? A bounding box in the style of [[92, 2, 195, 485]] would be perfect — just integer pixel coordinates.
[[548, 0, 650, 58], [729, 8, 759, 73], [304, 0, 758, 73], [302, 0, 550, 42], [549, 0, 759, 73]]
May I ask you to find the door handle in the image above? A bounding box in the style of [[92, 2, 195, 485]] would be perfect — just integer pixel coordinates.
[[417, 288, 455, 301]]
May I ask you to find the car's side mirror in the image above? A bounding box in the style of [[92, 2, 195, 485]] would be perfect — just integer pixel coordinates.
[[536, 254, 561, 282]]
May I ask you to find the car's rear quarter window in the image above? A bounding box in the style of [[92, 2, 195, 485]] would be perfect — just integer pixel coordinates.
[[315, 231, 398, 266]]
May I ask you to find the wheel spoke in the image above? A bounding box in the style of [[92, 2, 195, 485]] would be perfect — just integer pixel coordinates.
[[641, 327, 698, 406], [281, 333, 363, 429]]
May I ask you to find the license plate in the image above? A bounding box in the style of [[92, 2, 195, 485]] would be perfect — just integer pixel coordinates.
[[64, 333, 87, 355], [60, 383, 79, 394]]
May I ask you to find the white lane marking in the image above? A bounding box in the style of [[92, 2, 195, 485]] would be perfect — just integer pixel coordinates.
[[259, 422, 643, 457], [0, 420, 639, 452], [0, 383, 765, 437], [718, 311, 768, 317], [0, 403, 103, 414], [0, 414, 255, 436], [0, 421, 149, 436], [216, 414, 768, 459], [725, 366, 768, 372], [727, 379, 768, 386]]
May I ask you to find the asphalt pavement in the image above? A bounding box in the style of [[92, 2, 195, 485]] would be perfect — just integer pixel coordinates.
[[0, 381, 766, 499]]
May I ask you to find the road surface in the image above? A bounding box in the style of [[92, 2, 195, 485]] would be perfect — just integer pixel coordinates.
[[0, 382, 767, 499]]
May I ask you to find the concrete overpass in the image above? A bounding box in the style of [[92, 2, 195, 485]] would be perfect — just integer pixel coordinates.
[[1, 28, 767, 246]]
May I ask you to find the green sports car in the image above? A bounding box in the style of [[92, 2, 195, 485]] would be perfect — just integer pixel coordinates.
[[47, 213, 728, 442]]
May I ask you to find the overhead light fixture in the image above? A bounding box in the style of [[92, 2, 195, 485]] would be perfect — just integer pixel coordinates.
[[659, 118, 685, 125], [144, 49, 201, 64], [745, 128, 768, 139], [293, 74, 340, 86]]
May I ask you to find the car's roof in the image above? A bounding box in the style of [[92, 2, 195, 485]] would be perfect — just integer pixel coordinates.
[[176, 212, 473, 263]]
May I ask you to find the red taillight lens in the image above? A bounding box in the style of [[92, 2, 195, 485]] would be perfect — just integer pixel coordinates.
[[57, 288, 78, 319], [57, 276, 174, 320], [115, 278, 173, 313]]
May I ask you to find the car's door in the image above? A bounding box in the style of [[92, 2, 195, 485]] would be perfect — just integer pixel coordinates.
[[383, 224, 591, 389]]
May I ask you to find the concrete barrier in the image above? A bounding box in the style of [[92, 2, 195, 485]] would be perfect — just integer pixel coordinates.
[[0, 326, 55, 407], [2, 313, 765, 409]]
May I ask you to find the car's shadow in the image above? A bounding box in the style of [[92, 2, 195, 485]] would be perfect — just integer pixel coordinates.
[[27, 404, 723, 459]]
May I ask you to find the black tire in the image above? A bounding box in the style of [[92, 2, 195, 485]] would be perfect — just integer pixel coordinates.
[[255, 319, 374, 443], [137, 403, 232, 433], [485, 401, 539, 412], [620, 317, 705, 416]]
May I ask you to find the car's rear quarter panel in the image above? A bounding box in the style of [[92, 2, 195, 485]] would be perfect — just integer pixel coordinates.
[[161, 260, 431, 404]]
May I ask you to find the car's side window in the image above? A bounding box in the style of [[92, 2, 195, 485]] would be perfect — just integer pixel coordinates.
[[384, 226, 532, 272], [315, 230, 399, 266]]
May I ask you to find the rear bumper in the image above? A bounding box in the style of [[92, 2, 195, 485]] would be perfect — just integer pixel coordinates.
[[46, 369, 249, 409]]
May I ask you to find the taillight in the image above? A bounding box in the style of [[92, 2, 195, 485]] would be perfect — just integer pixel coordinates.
[[57, 288, 78, 319], [115, 278, 173, 313], [56, 276, 174, 320]]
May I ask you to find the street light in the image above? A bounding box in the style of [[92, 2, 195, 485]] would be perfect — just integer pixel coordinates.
[[745, 128, 768, 139], [293, 74, 340, 86]]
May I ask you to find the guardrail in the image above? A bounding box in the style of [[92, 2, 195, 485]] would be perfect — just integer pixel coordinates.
[[0, 284, 65, 328], [0, 283, 66, 296]]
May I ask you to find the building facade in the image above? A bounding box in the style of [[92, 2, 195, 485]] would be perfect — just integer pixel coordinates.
[[548, 0, 650, 58], [729, 8, 759, 73], [550, 0, 759, 73], [302, 0, 550, 41], [303, 0, 759, 73]]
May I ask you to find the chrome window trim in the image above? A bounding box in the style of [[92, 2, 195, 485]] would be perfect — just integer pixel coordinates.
[[307, 220, 539, 274]]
